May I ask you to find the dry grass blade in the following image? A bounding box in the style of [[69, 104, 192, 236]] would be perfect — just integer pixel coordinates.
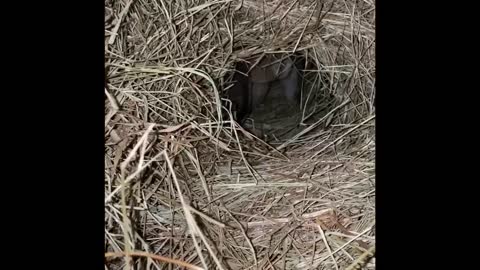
[[345, 246, 375, 270], [108, 0, 134, 45], [164, 151, 226, 270]]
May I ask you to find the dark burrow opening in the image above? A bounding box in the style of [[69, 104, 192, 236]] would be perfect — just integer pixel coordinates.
[[222, 53, 336, 145]]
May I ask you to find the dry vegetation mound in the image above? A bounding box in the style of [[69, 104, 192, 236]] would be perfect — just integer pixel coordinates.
[[105, 0, 375, 269]]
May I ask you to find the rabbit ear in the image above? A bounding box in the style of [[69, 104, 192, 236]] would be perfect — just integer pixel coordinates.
[[274, 57, 295, 79], [280, 66, 300, 103], [249, 64, 275, 83]]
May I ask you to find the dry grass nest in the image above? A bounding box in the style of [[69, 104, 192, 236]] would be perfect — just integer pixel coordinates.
[[105, 0, 375, 269]]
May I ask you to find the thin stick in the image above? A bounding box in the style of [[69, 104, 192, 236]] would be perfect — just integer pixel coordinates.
[[105, 251, 204, 270]]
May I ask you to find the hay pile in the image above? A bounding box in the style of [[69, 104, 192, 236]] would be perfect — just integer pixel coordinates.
[[105, 0, 375, 269]]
